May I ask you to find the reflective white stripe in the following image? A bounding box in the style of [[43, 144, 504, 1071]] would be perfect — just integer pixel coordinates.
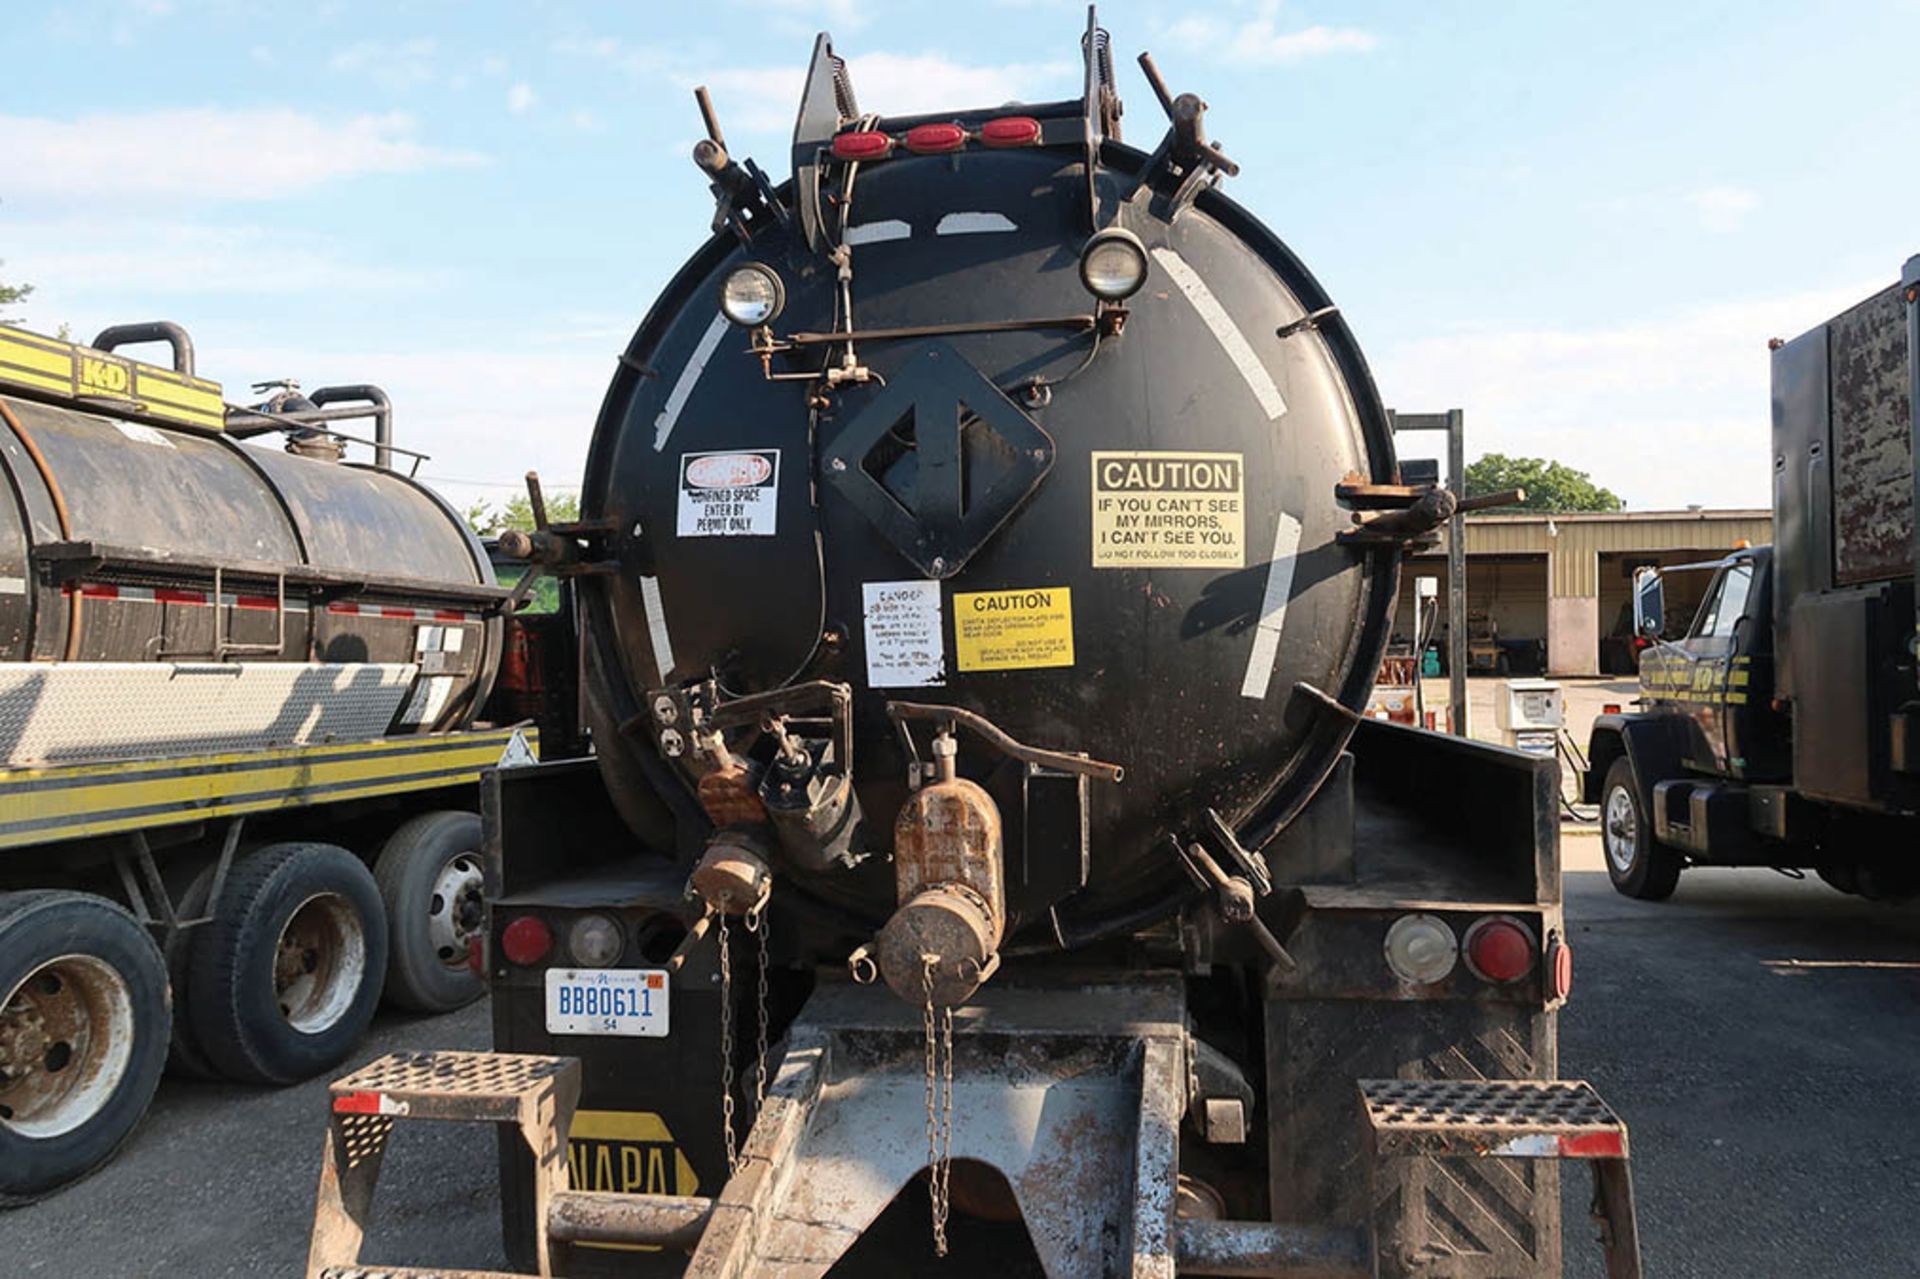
[[1489, 1134, 1560, 1158], [935, 212, 1017, 236], [639, 575, 675, 684], [1150, 247, 1287, 420], [652, 312, 730, 452], [0, 577, 24, 596], [1239, 513, 1302, 700], [844, 219, 912, 245]]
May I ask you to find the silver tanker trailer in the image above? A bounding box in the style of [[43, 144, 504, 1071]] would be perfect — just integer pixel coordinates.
[[0, 321, 541, 1202], [304, 12, 1641, 1278]]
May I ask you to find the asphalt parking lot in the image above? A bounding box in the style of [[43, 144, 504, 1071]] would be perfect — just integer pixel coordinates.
[[10, 834, 1920, 1277]]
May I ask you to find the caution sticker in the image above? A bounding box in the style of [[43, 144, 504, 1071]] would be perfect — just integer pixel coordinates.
[[1091, 450, 1244, 568], [953, 587, 1073, 672], [677, 449, 779, 537]]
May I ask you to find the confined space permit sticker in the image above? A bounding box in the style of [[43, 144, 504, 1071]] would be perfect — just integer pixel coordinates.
[[1091, 450, 1244, 568], [953, 587, 1073, 672], [676, 449, 779, 537]]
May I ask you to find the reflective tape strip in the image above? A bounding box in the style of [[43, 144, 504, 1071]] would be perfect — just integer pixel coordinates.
[[844, 219, 912, 245], [1240, 512, 1303, 700], [0, 576, 24, 596], [653, 312, 730, 452], [935, 212, 1016, 236], [640, 575, 675, 685], [333, 1091, 409, 1116], [1151, 247, 1287, 420]]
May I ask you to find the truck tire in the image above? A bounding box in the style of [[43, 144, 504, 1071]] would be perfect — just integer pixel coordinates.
[[374, 810, 487, 1013], [0, 891, 171, 1205], [163, 860, 222, 1081], [187, 843, 387, 1086], [1601, 757, 1682, 900]]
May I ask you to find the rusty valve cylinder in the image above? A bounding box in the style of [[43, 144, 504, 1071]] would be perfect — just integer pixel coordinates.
[[871, 733, 1005, 1007]]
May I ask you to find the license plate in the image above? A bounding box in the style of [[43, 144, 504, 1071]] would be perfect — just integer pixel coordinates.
[[544, 968, 670, 1038]]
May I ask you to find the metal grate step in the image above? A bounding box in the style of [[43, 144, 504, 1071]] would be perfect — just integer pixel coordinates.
[[1360, 1078, 1627, 1159], [329, 1050, 574, 1125], [319, 1268, 528, 1279]]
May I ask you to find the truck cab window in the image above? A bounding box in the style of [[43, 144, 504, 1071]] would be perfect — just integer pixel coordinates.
[[1692, 560, 1754, 640]]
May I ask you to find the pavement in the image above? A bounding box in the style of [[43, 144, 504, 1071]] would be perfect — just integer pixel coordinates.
[[11, 839, 1920, 1277]]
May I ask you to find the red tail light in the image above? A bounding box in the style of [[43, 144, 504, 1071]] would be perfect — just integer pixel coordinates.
[[500, 914, 553, 966], [904, 122, 967, 154], [1602, 703, 1621, 714], [832, 130, 894, 161], [979, 115, 1041, 147], [1463, 916, 1535, 983]]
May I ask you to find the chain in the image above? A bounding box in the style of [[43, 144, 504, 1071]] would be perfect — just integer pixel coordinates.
[[922, 957, 953, 1257], [748, 893, 771, 1119], [717, 908, 737, 1175]]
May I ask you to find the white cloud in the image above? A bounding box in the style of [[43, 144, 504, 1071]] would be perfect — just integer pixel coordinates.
[[0, 109, 484, 201], [1163, 3, 1375, 65], [330, 38, 438, 91], [507, 82, 538, 115], [1686, 185, 1759, 234], [206, 342, 609, 511], [691, 52, 1074, 133], [5, 219, 444, 306], [569, 109, 602, 133], [1374, 280, 1877, 510]]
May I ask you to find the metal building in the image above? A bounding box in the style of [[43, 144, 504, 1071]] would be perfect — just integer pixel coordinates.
[[1396, 509, 1774, 677]]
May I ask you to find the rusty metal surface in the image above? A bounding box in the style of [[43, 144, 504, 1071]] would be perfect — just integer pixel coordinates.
[[547, 1190, 715, 1250], [881, 772, 1006, 1004], [1829, 283, 1913, 586], [695, 761, 767, 827], [683, 974, 1188, 1279], [1173, 1219, 1372, 1278]]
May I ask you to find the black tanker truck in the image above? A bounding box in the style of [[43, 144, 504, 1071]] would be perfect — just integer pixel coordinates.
[[1587, 257, 1920, 901], [304, 13, 1641, 1279]]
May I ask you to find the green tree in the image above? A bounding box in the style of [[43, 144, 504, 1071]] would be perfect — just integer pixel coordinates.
[[0, 262, 32, 325], [463, 490, 580, 535], [1464, 453, 1623, 513]]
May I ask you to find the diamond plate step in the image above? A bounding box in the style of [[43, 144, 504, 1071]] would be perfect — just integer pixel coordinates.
[[329, 1050, 576, 1124]]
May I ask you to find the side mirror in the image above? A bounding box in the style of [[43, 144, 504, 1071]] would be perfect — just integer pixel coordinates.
[[1633, 569, 1665, 638]]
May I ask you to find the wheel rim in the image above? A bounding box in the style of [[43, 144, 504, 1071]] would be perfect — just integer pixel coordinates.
[[1604, 785, 1639, 874], [426, 852, 486, 973], [275, 894, 367, 1034], [0, 954, 136, 1138]]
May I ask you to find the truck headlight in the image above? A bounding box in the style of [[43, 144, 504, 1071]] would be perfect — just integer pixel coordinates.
[[1078, 227, 1148, 301], [719, 263, 786, 328]]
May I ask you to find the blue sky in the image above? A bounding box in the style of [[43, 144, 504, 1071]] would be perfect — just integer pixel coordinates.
[[4, 0, 1917, 513]]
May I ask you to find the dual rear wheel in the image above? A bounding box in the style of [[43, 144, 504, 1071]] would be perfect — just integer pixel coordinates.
[[3, 809, 489, 1202]]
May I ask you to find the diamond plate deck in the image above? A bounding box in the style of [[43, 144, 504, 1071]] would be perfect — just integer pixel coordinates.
[[0, 660, 415, 766]]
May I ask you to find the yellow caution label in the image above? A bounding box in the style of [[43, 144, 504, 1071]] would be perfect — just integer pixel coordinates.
[[567, 1109, 701, 1251], [953, 587, 1074, 672], [1091, 450, 1245, 568]]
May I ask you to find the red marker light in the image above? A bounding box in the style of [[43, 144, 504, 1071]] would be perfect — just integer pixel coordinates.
[[831, 130, 894, 162], [979, 115, 1041, 147], [1549, 939, 1573, 1000], [500, 915, 552, 966], [1463, 916, 1535, 984], [904, 122, 967, 154]]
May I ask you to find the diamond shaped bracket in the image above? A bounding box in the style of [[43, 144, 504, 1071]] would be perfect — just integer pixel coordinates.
[[821, 341, 1055, 579]]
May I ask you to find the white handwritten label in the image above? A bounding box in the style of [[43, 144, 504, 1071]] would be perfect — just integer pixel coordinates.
[[676, 449, 779, 537], [862, 580, 945, 689]]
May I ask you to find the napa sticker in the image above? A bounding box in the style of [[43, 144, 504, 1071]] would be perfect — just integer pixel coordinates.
[[677, 449, 779, 537]]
